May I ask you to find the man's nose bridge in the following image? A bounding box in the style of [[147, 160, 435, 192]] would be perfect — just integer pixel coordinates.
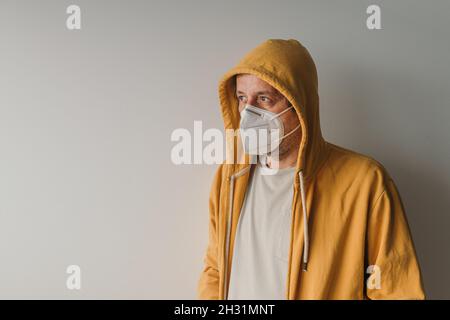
[[239, 98, 258, 113], [247, 96, 258, 107]]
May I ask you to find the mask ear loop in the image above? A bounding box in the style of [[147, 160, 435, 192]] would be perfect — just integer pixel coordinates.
[[269, 105, 300, 144], [270, 122, 301, 146], [268, 105, 294, 121]]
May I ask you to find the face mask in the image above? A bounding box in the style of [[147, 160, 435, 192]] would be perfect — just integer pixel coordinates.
[[239, 104, 301, 155]]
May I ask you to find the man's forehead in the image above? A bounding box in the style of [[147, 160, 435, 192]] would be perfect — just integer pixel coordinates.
[[235, 74, 279, 94]]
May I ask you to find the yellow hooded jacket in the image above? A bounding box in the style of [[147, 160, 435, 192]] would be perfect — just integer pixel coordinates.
[[197, 39, 425, 300]]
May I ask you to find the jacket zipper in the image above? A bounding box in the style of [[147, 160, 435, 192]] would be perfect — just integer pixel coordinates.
[[223, 165, 251, 300]]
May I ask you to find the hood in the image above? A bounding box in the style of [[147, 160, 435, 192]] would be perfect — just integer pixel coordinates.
[[218, 38, 329, 181]]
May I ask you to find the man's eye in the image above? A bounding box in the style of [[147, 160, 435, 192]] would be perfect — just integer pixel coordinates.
[[259, 96, 270, 102]]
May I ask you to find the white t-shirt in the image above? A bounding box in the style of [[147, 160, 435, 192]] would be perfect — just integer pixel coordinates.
[[227, 161, 296, 300]]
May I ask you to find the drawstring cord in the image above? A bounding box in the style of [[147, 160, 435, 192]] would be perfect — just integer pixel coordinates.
[[299, 169, 309, 271]]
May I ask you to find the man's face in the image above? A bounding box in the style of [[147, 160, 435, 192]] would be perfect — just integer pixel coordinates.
[[235, 73, 301, 157]]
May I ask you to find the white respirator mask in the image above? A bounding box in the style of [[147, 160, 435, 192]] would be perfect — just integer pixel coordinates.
[[239, 104, 300, 155]]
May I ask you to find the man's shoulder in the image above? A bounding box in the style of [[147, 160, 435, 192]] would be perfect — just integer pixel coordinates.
[[324, 141, 392, 190]]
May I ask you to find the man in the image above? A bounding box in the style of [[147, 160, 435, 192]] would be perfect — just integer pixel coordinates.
[[197, 39, 425, 299]]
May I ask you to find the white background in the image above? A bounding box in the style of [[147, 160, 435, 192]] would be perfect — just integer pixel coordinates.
[[0, 0, 449, 298]]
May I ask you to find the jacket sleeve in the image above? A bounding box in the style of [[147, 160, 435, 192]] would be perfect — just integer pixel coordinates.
[[365, 176, 426, 299], [197, 165, 223, 299]]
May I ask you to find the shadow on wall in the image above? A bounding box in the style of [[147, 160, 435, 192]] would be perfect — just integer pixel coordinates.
[[392, 147, 450, 299], [325, 62, 450, 299]]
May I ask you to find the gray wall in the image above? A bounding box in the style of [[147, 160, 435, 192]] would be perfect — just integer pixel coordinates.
[[0, 0, 448, 299]]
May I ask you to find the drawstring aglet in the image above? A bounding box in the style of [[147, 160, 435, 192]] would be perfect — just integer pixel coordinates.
[[302, 262, 308, 272]]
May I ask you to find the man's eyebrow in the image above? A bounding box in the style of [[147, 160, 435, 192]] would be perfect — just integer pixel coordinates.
[[256, 90, 276, 95]]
